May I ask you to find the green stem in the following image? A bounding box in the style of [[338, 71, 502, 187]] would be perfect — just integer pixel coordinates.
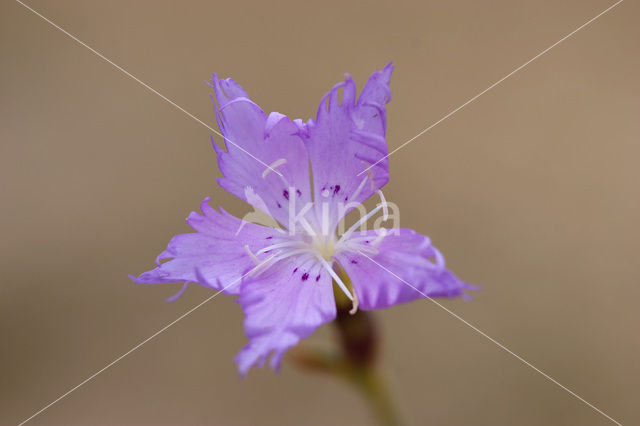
[[349, 367, 399, 426]]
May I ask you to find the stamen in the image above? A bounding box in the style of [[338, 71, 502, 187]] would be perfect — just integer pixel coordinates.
[[247, 253, 278, 277], [349, 291, 359, 315], [255, 240, 307, 255], [314, 255, 354, 301], [262, 158, 287, 179], [338, 190, 389, 247], [338, 203, 385, 244], [244, 245, 261, 266], [364, 166, 375, 190], [371, 228, 388, 247], [250, 249, 318, 278]]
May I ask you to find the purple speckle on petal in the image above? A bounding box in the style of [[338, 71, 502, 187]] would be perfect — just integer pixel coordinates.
[[333, 185, 340, 195], [277, 202, 282, 208], [293, 267, 298, 273], [315, 274, 321, 282], [266, 236, 273, 240], [350, 259, 358, 264], [296, 189, 302, 197], [283, 189, 289, 200], [301, 273, 309, 281]]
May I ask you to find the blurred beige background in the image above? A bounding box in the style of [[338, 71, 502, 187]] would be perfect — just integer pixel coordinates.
[[1, 0, 638, 424]]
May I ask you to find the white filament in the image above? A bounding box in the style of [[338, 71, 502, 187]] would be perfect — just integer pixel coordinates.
[[261, 158, 287, 179], [244, 245, 261, 266], [314, 255, 354, 302], [371, 228, 388, 247], [255, 240, 308, 255], [349, 291, 359, 315], [337, 203, 385, 245]]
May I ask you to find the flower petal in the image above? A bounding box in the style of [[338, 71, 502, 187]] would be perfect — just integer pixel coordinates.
[[335, 228, 475, 310], [234, 255, 336, 375], [130, 197, 278, 295], [209, 75, 313, 228], [302, 63, 393, 230]]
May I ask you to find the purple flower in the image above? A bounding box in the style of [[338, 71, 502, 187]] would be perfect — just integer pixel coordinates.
[[131, 63, 475, 375]]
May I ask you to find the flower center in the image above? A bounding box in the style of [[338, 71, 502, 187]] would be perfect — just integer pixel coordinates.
[[311, 233, 337, 261], [243, 185, 392, 314]]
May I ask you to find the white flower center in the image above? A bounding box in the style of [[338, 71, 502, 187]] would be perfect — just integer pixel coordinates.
[[242, 170, 391, 314], [311, 233, 337, 261]]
